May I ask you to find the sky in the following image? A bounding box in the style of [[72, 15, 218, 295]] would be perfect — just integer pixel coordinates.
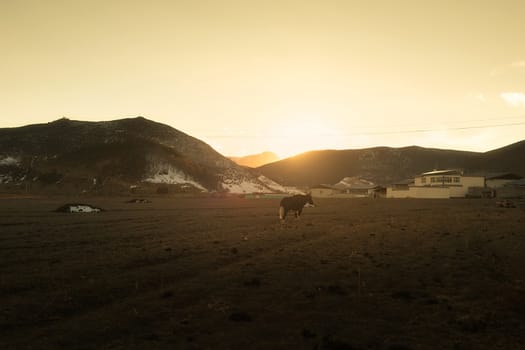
[[1, 0, 525, 159]]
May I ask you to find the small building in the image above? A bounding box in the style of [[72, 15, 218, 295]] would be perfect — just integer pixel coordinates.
[[311, 177, 379, 198], [496, 178, 525, 198], [310, 184, 340, 198], [484, 173, 523, 189], [387, 179, 414, 198], [463, 172, 523, 198], [333, 177, 378, 198]]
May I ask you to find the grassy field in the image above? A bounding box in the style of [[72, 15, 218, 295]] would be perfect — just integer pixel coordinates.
[[1, 196, 524, 349]]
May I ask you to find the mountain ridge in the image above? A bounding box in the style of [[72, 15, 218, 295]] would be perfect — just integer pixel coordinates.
[[256, 142, 525, 186]]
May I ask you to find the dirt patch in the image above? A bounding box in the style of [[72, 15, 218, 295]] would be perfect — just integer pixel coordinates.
[[1, 197, 524, 349]]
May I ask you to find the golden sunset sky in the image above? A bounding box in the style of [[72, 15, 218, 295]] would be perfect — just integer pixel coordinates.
[[1, 0, 525, 158]]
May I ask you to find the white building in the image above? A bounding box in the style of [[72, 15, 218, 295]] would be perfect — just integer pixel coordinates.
[[387, 169, 485, 199]]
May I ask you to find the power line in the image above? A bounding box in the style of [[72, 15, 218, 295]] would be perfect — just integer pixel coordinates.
[[349, 121, 525, 136], [201, 120, 525, 138]]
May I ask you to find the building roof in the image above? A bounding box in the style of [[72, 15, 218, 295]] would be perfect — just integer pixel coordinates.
[[484, 172, 523, 180], [420, 169, 463, 176], [333, 177, 376, 190], [311, 184, 337, 190], [390, 179, 414, 185]]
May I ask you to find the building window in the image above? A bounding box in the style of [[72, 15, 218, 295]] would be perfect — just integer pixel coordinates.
[[421, 177, 426, 184], [453, 177, 460, 183]]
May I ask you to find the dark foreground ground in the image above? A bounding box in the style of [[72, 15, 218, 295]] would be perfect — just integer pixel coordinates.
[[1, 196, 524, 349]]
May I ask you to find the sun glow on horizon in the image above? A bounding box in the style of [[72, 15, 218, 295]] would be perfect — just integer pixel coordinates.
[[268, 117, 347, 159]]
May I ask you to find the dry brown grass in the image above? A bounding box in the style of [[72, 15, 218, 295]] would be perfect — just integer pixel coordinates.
[[1, 196, 524, 349]]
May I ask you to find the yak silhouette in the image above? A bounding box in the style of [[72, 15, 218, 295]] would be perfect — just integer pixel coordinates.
[[279, 194, 315, 221]]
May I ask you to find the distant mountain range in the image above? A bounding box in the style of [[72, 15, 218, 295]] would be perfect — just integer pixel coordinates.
[[257, 142, 525, 186], [1, 117, 523, 194], [229, 151, 280, 168], [0, 117, 284, 194]]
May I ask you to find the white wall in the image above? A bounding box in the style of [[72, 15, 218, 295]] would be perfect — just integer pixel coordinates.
[[461, 176, 484, 188], [454, 176, 485, 197], [409, 186, 450, 198], [449, 186, 467, 198], [386, 186, 449, 198], [387, 187, 410, 198]]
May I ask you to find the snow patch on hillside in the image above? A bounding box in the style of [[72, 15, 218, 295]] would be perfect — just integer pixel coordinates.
[[256, 175, 303, 194], [220, 174, 291, 194], [283, 187, 306, 195], [143, 164, 206, 190], [0, 174, 13, 184], [0, 156, 20, 166], [218, 168, 273, 193], [257, 175, 287, 193], [221, 179, 267, 193]]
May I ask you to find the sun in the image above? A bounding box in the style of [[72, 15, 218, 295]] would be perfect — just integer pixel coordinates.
[[269, 117, 343, 159]]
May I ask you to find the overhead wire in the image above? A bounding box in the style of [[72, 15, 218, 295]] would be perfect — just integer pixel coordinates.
[[200, 119, 525, 138]]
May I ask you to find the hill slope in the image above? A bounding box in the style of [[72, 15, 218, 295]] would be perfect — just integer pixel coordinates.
[[257, 142, 525, 186], [0, 117, 284, 194]]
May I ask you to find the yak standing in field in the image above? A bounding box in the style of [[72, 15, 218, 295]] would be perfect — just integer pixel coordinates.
[[279, 194, 315, 221]]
